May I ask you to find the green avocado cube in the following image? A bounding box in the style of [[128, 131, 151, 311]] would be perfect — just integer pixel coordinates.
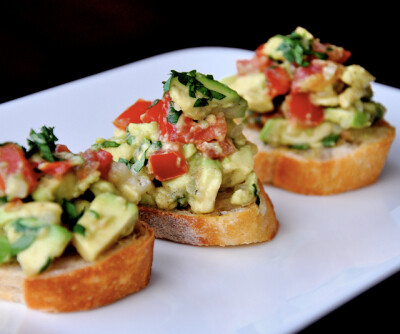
[[0, 202, 62, 228], [72, 192, 138, 262], [168, 70, 248, 121], [17, 224, 71, 276]]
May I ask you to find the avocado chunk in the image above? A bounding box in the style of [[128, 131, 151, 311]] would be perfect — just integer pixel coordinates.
[[231, 171, 259, 206], [32, 171, 84, 203], [0, 201, 62, 228], [0, 234, 11, 264], [222, 73, 274, 113], [187, 154, 222, 214], [151, 173, 192, 210], [167, 70, 247, 120], [72, 192, 138, 262], [221, 144, 255, 188], [259, 118, 287, 145], [5, 218, 71, 276], [324, 102, 385, 129], [260, 118, 340, 148]]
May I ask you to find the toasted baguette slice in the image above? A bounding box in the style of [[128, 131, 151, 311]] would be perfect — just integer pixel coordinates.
[[0, 221, 154, 313], [139, 182, 279, 246], [243, 120, 395, 195]]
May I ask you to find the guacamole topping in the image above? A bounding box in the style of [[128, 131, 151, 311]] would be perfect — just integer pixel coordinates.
[[0, 126, 141, 276], [223, 27, 386, 150], [97, 70, 260, 214]]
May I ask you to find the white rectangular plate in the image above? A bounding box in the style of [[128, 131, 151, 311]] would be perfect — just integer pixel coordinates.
[[1, 47, 399, 334]]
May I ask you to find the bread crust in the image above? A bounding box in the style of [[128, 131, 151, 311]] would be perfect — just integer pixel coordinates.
[[244, 121, 395, 195], [139, 182, 279, 246], [0, 221, 155, 312]]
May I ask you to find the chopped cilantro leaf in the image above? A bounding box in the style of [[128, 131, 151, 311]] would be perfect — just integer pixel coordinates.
[[133, 140, 151, 172], [62, 199, 85, 230], [167, 106, 182, 124], [288, 143, 310, 150], [10, 234, 36, 256], [314, 51, 329, 60], [0, 235, 11, 264], [101, 141, 120, 148], [152, 141, 162, 149], [133, 153, 146, 172], [73, 223, 86, 236], [27, 126, 58, 162], [277, 31, 329, 67], [167, 70, 226, 107], [321, 134, 340, 147], [39, 257, 52, 273], [210, 90, 226, 100], [90, 210, 100, 219], [193, 98, 209, 107], [127, 135, 135, 145], [119, 157, 135, 169], [252, 184, 260, 206], [163, 77, 172, 95], [148, 99, 160, 109]]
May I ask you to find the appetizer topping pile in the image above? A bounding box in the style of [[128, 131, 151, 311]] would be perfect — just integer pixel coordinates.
[[0, 127, 141, 276], [223, 27, 386, 150], [97, 70, 261, 214]]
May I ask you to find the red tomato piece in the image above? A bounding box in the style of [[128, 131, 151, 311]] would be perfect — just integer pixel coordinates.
[[265, 66, 291, 97], [236, 47, 272, 76], [285, 92, 324, 127], [148, 150, 188, 182], [113, 99, 153, 130], [79, 149, 113, 180], [0, 143, 38, 197], [160, 94, 228, 144], [291, 60, 324, 93], [196, 138, 237, 159], [236, 58, 260, 75], [55, 144, 71, 153], [312, 39, 352, 64], [291, 59, 341, 93], [141, 99, 164, 124], [178, 113, 227, 144], [38, 161, 72, 177], [0, 174, 5, 195]]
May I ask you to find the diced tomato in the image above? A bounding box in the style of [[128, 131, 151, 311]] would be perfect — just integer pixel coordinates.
[[196, 138, 237, 159], [113, 99, 153, 130], [291, 60, 324, 93], [0, 143, 38, 198], [141, 99, 164, 123], [265, 66, 291, 97], [312, 39, 351, 64], [148, 150, 188, 182], [55, 144, 71, 153], [337, 50, 351, 64], [160, 94, 227, 144], [156, 94, 176, 138], [179, 113, 227, 144], [79, 149, 113, 180], [236, 58, 260, 75], [236, 54, 272, 76], [291, 59, 341, 93], [285, 92, 324, 127], [0, 174, 5, 195], [255, 43, 266, 58], [38, 161, 72, 177], [236, 44, 272, 76]]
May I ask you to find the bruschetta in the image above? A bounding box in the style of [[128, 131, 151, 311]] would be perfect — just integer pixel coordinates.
[[0, 126, 154, 312], [97, 70, 279, 246], [223, 27, 395, 195]]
